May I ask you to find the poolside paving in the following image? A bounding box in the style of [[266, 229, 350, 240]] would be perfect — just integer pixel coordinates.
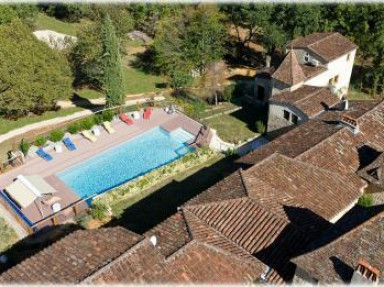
[[0, 109, 202, 229]]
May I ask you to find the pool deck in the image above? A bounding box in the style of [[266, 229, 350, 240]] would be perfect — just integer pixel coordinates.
[[0, 109, 202, 228]]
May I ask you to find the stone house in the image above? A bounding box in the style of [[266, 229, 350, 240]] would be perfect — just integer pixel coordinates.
[[253, 32, 357, 135]]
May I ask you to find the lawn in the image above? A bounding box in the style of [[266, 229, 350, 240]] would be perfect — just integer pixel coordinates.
[[122, 66, 166, 95], [202, 108, 259, 144], [76, 89, 103, 100], [34, 13, 79, 36], [0, 217, 18, 253], [348, 88, 379, 101], [0, 107, 83, 136]]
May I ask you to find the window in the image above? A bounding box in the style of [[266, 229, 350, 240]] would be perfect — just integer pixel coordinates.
[[283, 110, 290, 121], [257, 85, 265, 101], [334, 75, 339, 84], [329, 78, 333, 85], [292, 114, 298, 125], [347, 53, 351, 61], [304, 53, 309, 62]]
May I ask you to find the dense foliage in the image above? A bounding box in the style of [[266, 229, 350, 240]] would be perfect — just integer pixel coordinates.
[[102, 14, 124, 107], [0, 19, 73, 118]]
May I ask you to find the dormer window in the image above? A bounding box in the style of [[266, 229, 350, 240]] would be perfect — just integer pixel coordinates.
[[304, 53, 309, 62]]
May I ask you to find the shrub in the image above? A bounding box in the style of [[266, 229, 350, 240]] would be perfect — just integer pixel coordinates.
[[223, 84, 235, 103], [93, 113, 103, 125], [358, 194, 374, 207], [89, 202, 108, 221], [34, 136, 47, 147], [80, 117, 95, 130], [49, 129, 65, 143], [102, 110, 114, 122], [67, 122, 80, 134], [255, 120, 266, 134], [76, 214, 92, 229], [19, 140, 30, 156]]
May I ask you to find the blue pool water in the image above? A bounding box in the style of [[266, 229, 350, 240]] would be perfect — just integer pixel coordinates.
[[57, 127, 195, 200]]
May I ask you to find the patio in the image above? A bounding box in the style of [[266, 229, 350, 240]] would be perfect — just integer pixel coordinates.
[[0, 109, 202, 232]]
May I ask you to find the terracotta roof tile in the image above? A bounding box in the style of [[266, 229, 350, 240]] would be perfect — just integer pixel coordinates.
[[243, 153, 365, 223], [271, 86, 340, 117], [289, 32, 357, 62], [0, 227, 142, 283], [292, 210, 384, 283], [272, 50, 306, 86]]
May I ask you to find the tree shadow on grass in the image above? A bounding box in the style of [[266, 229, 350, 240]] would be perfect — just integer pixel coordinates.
[[106, 156, 239, 234], [70, 92, 104, 112]]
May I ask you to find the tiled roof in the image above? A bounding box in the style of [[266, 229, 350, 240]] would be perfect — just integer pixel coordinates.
[[292, 210, 384, 283], [271, 86, 340, 117], [185, 197, 309, 282], [184, 169, 247, 206], [0, 227, 143, 283], [238, 100, 382, 167], [144, 211, 191, 257], [243, 153, 365, 223], [289, 32, 357, 62], [272, 50, 306, 86], [300, 64, 327, 79], [89, 237, 265, 284], [297, 101, 384, 176]]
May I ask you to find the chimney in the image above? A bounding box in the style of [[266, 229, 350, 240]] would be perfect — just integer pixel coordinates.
[[265, 55, 271, 68], [343, 99, 349, 110], [351, 259, 380, 284], [340, 115, 359, 134]]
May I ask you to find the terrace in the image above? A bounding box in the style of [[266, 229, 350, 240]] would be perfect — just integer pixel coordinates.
[[0, 109, 202, 233]]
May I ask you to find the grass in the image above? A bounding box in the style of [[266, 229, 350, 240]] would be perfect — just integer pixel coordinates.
[[348, 88, 379, 101], [76, 89, 103, 100], [34, 13, 79, 36], [111, 154, 223, 218], [0, 217, 18, 253], [203, 108, 259, 144], [122, 66, 166, 95], [0, 107, 83, 136]]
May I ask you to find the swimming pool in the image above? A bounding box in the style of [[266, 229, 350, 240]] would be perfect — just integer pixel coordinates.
[[57, 127, 195, 200]]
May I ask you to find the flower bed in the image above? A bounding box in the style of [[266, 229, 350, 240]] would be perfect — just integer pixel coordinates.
[[92, 147, 217, 208]]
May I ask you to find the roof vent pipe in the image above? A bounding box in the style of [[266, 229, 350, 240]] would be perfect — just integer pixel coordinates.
[[343, 99, 349, 111], [150, 235, 157, 247]]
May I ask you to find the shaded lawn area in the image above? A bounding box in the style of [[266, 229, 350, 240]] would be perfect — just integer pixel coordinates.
[[202, 108, 260, 143], [75, 88, 103, 100], [108, 154, 239, 233], [0, 107, 83, 136], [0, 217, 18, 253], [348, 88, 380, 101], [34, 13, 83, 36]]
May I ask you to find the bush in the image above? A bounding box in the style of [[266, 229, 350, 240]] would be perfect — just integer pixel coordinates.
[[223, 84, 235, 103], [358, 194, 374, 207], [76, 214, 92, 228], [93, 113, 103, 125], [89, 202, 108, 220], [34, 136, 47, 147], [80, 117, 95, 130], [19, 140, 30, 156], [67, 122, 80, 134], [102, 110, 114, 122], [255, 120, 266, 134], [49, 129, 65, 143]]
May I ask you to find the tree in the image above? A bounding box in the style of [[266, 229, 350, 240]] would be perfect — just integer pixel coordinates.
[[101, 14, 124, 107], [261, 23, 287, 55], [0, 5, 37, 26], [70, 22, 103, 89], [153, 5, 226, 87], [0, 19, 72, 118]]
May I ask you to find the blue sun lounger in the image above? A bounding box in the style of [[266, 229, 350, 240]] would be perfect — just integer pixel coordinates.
[[36, 148, 53, 161], [63, 137, 77, 151]]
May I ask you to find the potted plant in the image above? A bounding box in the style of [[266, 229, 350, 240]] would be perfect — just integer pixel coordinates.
[[49, 129, 65, 153]]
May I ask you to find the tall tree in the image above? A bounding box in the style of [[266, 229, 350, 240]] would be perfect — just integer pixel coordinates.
[[153, 5, 226, 88], [101, 13, 124, 107], [0, 19, 72, 118]]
